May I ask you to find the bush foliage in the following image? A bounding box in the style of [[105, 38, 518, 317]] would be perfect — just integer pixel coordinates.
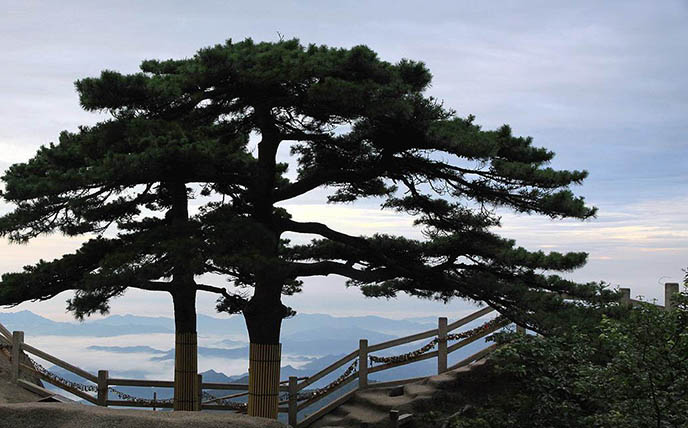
[[442, 289, 688, 428]]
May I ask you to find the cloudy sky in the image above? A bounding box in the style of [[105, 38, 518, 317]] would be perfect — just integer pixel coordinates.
[[0, 0, 686, 322]]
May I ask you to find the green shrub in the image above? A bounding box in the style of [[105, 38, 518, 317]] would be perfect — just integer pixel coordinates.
[[443, 290, 688, 428]]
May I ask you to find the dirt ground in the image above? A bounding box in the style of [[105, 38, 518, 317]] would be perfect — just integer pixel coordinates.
[[0, 348, 43, 404], [0, 402, 286, 428], [0, 349, 285, 427]]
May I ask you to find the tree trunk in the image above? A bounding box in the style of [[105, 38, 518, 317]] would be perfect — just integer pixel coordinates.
[[247, 119, 286, 418], [165, 180, 199, 411], [244, 286, 286, 419], [172, 286, 199, 411]]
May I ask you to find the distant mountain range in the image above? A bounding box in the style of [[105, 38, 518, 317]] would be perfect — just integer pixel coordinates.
[[0, 310, 174, 337], [87, 345, 167, 354], [152, 346, 249, 361], [0, 309, 498, 362], [0, 310, 438, 339], [84, 329, 402, 362]]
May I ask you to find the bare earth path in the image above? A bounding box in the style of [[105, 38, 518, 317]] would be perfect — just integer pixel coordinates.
[[0, 402, 286, 428], [0, 347, 43, 404]]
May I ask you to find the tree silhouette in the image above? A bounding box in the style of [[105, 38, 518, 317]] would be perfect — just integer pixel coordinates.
[[0, 88, 253, 410], [0, 38, 604, 417]]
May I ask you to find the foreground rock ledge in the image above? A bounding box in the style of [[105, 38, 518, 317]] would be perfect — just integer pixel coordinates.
[[0, 402, 287, 428]]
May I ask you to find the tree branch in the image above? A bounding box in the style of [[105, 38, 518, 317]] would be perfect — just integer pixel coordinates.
[[279, 218, 364, 247], [196, 283, 232, 297], [287, 261, 397, 282], [273, 167, 385, 202], [273, 172, 330, 202], [130, 280, 172, 292]]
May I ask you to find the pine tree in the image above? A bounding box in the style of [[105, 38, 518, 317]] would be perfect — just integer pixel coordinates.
[[0, 84, 253, 410], [0, 38, 607, 417]]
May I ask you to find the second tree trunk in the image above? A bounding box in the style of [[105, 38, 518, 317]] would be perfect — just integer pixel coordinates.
[[244, 294, 284, 419], [173, 288, 199, 411]]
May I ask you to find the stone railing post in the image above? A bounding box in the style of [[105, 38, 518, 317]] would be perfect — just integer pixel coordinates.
[[288, 376, 298, 427], [359, 339, 368, 390], [665, 282, 679, 311], [196, 374, 203, 411], [437, 317, 448, 374], [11, 331, 24, 384], [97, 370, 109, 406], [619, 288, 631, 307]]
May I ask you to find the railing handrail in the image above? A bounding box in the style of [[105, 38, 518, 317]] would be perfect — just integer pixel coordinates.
[[367, 327, 438, 353], [0, 304, 503, 419], [1, 328, 295, 402], [366, 306, 496, 353], [4, 282, 680, 427], [297, 349, 358, 391], [291, 305, 506, 426], [21, 342, 97, 383], [0, 321, 12, 342], [19, 361, 97, 404], [310, 305, 497, 381], [447, 318, 509, 353], [447, 306, 496, 332], [107, 378, 173, 388], [203, 390, 248, 404]]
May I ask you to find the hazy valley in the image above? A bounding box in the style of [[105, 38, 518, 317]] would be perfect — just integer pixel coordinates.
[[0, 309, 495, 402]]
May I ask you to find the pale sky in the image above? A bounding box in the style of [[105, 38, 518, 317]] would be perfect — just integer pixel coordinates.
[[0, 0, 686, 322]]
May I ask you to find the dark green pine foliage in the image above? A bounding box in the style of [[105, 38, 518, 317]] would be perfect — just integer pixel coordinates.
[[0, 67, 254, 410], [0, 99, 253, 316], [170, 39, 605, 336], [1, 39, 609, 346]]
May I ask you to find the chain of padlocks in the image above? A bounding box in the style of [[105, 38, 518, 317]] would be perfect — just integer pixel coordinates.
[[281, 358, 360, 403], [23, 354, 179, 404], [201, 391, 247, 410], [368, 316, 507, 365]]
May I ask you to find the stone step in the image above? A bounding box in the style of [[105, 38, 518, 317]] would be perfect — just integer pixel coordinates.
[[469, 359, 487, 369], [424, 368, 469, 388], [337, 403, 389, 424], [309, 359, 489, 427], [403, 383, 435, 398], [330, 405, 351, 418], [352, 389, 415, 411], [311, 413, 346, 428]]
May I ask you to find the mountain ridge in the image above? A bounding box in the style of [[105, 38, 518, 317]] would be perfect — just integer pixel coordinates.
[[0, 309, 448, 338]]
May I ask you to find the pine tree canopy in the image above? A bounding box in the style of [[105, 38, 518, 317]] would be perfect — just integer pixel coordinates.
[[0, 38, 610, 331]]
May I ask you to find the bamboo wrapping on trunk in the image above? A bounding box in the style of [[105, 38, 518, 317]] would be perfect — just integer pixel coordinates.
[[174, 332, 199, 411], [248, 343, 281, 418]]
